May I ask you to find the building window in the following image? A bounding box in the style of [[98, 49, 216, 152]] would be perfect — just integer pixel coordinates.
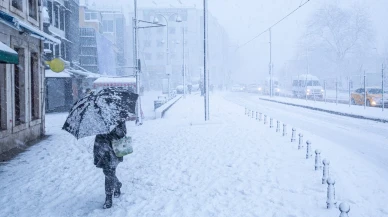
[[54, 5, 59, 28], [157, 27, 163, 33], [170, 52, 176, 59], [61, 43, 66, 59], [157, 52, 164, 60], [169, 27, 176, 34], [12, 0, 23, 11], [30, 52, 39, 120], [14, 48, 26, 126], [55, 44, 60, 57], [28, 0, 37, 20], [0, 64, 6, 130], [157, 40, 164, 47], [85, 12, 98, 21], [60, 8, 65, 30], [144, 40, 151, 47], [47, 1, 53, 24], [102, 20, 114, 33]]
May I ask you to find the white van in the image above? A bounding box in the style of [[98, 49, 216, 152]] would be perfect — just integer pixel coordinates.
[[292, 74, 323, 98]]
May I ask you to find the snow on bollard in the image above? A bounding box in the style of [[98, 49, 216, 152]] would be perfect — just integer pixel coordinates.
[[326, 177, 337, 209], [252, 110, 255, 118], [282, 124, 287, 136], [256, 111, 259, 120], [306, 140, 312, 159], [315, 149, 322, 170], [270, 118, 274, 128], [276, 121, 280, 132], [259, 113, 263, 121], [291, 128, 296, 142], [339, 202, 350, 217], [264, 115, 267, 124], [248, 109, 251, 117], [298, 133, 304, 149], [322, 159, 330, 184], [245, 108, 248, 115]]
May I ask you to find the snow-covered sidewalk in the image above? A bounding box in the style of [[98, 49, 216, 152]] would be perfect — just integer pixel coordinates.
[[0, 94, 387, 217], [259, 95, 388, 122]]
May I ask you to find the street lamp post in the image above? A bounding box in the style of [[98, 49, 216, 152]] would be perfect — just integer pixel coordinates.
[[182, 26, 186, 98], [153, 14, 182, 98]]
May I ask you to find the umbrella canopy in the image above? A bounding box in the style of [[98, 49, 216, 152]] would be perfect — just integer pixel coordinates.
[[62, 87, 138, 139]]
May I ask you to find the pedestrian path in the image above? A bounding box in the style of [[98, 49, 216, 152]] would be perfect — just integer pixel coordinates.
[[0, 94, 386, 217]]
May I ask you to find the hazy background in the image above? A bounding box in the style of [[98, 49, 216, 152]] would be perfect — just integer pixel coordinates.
[[86, 0, 388, 84]]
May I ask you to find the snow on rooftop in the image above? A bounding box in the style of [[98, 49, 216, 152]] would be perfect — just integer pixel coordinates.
[[293, 74, 319, 80], [93, 76, 136, 84], [45, 69, 71, 78], [0, 41, 17, 54]]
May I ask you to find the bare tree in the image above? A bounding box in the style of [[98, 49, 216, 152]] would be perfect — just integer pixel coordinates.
[[302, 4, 374, 76]]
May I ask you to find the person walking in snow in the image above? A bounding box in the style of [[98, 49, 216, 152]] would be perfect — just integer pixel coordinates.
[[93, 121, 127, 209]]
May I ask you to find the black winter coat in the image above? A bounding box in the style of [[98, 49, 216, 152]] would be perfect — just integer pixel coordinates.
[[93, 122, 127, 169]]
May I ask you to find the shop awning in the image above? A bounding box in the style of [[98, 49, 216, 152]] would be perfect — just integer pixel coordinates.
[[0, 41, 18, 64], [0, 11, 61, 44]]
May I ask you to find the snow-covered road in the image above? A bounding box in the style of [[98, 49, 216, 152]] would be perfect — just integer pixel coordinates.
[[225, 92, 388, 175], [1, 93, 387, 217]]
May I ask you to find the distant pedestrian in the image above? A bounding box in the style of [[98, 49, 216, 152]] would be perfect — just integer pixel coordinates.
[[187, 84, 192, 94], [93, 121, 127, 209]]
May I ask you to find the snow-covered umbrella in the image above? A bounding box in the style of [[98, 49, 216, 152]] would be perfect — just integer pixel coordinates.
[[62, 87, 138, 139]]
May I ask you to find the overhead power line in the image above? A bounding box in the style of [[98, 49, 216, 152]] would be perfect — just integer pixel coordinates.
[[237, 0, 312, 50]]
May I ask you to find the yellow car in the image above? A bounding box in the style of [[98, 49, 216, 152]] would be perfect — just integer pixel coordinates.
[[351, 88, 387, 107]]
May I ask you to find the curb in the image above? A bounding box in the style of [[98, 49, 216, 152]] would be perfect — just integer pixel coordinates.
[[259, 98, 388, 123]]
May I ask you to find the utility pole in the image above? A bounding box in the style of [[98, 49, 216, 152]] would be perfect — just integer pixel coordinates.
[[133, 0, 142, 125], [383, 64, 385, 111], [204, 0, 209, 120], [269, 28, 273, 97], [182, 26, 186, 98]]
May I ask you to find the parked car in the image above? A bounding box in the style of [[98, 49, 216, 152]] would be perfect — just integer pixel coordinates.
[[292, 74, 323, 98], [176, 85, 186, 94], [247, 84, 263, 94], [351, 87, 388, 107], [231, 84, 246, 92]]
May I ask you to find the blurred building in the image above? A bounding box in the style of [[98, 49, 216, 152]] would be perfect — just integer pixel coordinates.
[[79, 3, 128, 76], [135, 7, 232, 90], [0, 0, 60, 154]]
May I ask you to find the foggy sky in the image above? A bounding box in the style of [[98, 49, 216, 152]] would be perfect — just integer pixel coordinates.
[[86, 0, 388, 83]]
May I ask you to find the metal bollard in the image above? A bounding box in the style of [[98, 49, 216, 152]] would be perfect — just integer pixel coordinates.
[[259, 113, 262, 121], [298, 133, 304, 149], [322, 159, 330, 184], [339, 202, 350, 217], [276, 121, 280, 132], [245, 108, 248, 115], [264, 115, 267, 124], [326, 177, 337, 209], [282, 124, 287, 136], [256, 111, 258, 120], [315, 149, 322, 170], [270, 118, 273, 128], [291, 128, 296, 142], [248, 109, 251, 117], [306, 140, 312, 159], [252, 110, 254, 118]]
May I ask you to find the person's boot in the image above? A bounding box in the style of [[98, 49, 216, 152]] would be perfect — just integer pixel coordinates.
[[114, 182, 122, 198], [103, 194, 113, 209]]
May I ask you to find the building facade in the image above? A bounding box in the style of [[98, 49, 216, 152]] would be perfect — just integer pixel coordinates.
[[136, 7, 231, 90], [0, 0, 59, 154]]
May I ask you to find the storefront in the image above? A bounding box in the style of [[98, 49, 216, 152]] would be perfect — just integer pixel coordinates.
[[0, 8, 60, 155]]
